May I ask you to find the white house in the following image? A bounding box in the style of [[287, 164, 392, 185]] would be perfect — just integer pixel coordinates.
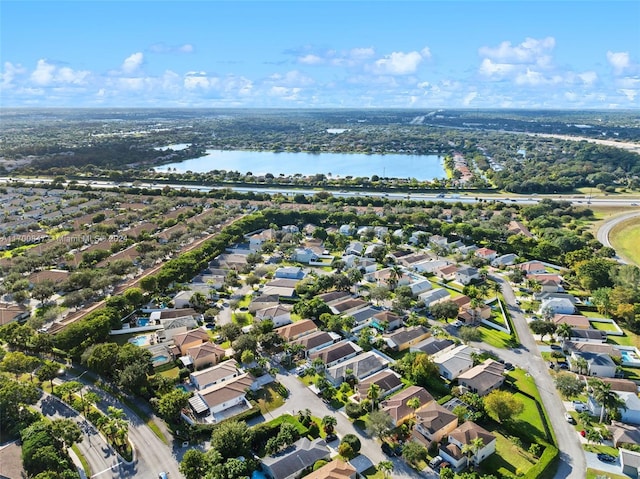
[[433, 345, 474, 380], [491, 253, 518, 268], [409, 279, 432, 296], [570, 351, 617, 378], [455, 266, 480, 285], [345, 241, 364, 256], [291, 248, 319, 264], [274, 266, 305, 280], [255, 304, 292, 327], [588, 391, 640, 425], [439, 422, 497, 472], [540, 298, 575, 316], [339, 224, 354, 236], [419, 288, 451, 307], [188, 373, 254, 419]]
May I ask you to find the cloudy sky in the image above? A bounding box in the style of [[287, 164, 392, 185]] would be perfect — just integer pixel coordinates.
[[1, 1, 639, 109]]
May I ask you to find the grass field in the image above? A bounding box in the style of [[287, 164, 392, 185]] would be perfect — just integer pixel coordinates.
[[608, 216, 640, 266], [586, 469, 629, 479]]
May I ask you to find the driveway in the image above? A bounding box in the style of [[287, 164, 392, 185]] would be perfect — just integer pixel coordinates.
[[585, 451, 624, 476]]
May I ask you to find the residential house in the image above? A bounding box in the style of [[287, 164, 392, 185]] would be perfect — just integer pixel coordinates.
[[435, 264, 458, 281], [326, 351, 389, 386], [317, 291, 352, 306], [491, 253, 518, 268], [372, 310, 403, 331], [410, 337, 455, 356], [329, 298, 369, 316], [355, 369, 403, 401], [430, 235, 449, 248], [309, 340, 362, 368], [384, 325, 431, 352], [409, 279, 432, 296], [172, 328, 211, 356], [0, 303, 30, 326], [414, 401, 459, 446], [608, 421, 640, 448], [539, 278, 563, 293], [339, 224, 354, 236], [188, 373, 255, 420], [380, 385, 434, 426], [399, 253, 432, 268], [261, 437, 330, 479], [570, 328, 607, 343], [248, 229, 275, 251], [190, 359, 242, 390], [552, 314, 591, 330], [291, 247, 319, 264], [457, 359, 506, 396], [364, 243, 383, 258], [563, 341, 622, 360], [274, 267, 305, 280], [570, 351, 617, 378], [282, 225, 299, 234], [291, 331, 338, 357], [508, 220, 534, 238], [365, 268, 411, 288], [304, 459, 356, 479], [345, 241, 364, 256], [185, 342, 226, 370], [455, 266, 480, 285], [433, 345, 475, 380], [172, 290, 197, 309], [349, 306, 382, 332], [516, 261, 547, 275], [255, 304, 293, 328], [249, 295, 281, 313], [262, 279, 299, 298], [419, 288, 451, 307], [439, 422, 496, 472], [275, 319, 318, 341], [539, 298, 575, 316], [475, 248, 497, 262], [411, 259, 452, 274], [620, 448, 640, 478]]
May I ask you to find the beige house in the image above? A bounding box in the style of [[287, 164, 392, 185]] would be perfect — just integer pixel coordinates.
[[275, 319, 318, 341], [304, 459, 356, 479], [414, 401, 459, 445], [172, 327, 211, 356], [457, 359, 506, 396], [380, 385, 434, 426], [186, 342, 226, 370]]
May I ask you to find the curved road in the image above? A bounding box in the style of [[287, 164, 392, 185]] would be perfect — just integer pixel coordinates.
[[596, 210, 640, 265], [489, 274, 586, 479]]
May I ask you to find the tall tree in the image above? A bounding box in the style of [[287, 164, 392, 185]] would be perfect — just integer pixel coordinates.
[[484, 390, 524, 423]]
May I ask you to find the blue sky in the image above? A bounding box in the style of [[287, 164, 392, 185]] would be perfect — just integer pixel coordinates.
[[1, 1, 639, 109]]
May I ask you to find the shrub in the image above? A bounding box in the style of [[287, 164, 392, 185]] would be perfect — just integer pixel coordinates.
[[345, 402, 365, 419], [341, 434, 361, 453]]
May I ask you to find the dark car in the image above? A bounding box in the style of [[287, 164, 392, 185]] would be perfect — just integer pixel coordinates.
[[558, 362, 569, 369], [550, 344, 562, 350], [597, 453, 616, 463], [381, 442, 397, 456], [504, 362, 515, 371], [325, 433, 338, 442]]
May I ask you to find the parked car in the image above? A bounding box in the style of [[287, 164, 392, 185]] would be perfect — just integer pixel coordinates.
[[564, 412, 576, 424], [429, 456, 444, 468], [504, 362, 515, 371], [158, 473, 168, 479], [597, 453, 616, 463], [452, 320, 463, 328], [325, 433, 338, 442], [550, 344, 562, 350], [573, 401, 586, 412], [381, 442, 397, 456]]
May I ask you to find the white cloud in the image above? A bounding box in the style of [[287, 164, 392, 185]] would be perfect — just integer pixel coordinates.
[[372, 51, 425, 75], [30, 59, 56, 85], [462, 91, 477, 106], [267, 70, 314, 87], [578, 71, 598, 85], [122, 52, 144, 74], [299, 54, 323, 65], [479, 37, 555, 65], [29, 59, 90, 86], [1, 61, 26, 87], [607, 51, 630, 74], [479, 58, 517, 77], [619, 89, 637, 101]]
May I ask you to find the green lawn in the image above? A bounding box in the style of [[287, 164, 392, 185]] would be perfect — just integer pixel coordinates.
[[590, 321, 620, 332], [254, 383, 286, 414], [478, 325, 516, 349], [157, 367, 180, 379], [587, 469, 629, 479], [361, 467, 385, 479], [584, 444, 619, 457], [479, 431, 537, 478], [513, 393, 548, 443], [609, 216, 640, 266]]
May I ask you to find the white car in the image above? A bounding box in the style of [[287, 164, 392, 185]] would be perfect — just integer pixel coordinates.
[[452, 320, 463, 328], [573, 401, 586, 412], [564, 412, 576, 424]]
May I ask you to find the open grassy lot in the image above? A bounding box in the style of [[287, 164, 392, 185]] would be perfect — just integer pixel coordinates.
[[479, 431, 538, 478], [609, 216, 640, 266], [586, 469, 629, 479], [590, 321, 621, 332], [254, 383, 286, 413]]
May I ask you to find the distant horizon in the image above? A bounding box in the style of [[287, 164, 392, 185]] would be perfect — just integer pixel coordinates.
[[2, 1, 638, 110]]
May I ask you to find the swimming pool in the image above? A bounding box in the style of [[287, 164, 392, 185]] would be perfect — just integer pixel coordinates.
[[137, 318, 150, 327], [251, 471, 267, 479], [129, 334, 153, 347], [152, 355, 169, 363]]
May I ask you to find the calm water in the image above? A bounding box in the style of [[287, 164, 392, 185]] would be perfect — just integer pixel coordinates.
[[155, 149, 445, 180]]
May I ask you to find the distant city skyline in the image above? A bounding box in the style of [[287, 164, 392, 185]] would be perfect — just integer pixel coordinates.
[[1, 1, 639, 109]]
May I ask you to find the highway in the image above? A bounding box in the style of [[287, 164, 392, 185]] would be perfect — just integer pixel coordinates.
[[3, 176, 640, 208]]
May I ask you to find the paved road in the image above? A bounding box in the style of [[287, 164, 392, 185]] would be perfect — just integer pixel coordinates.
[[260, 369, 436, 478], [37, 391, 116, 479], [490, 274, 586, 479], [58, 370, 184, 479], [596, 210, 640, 265]]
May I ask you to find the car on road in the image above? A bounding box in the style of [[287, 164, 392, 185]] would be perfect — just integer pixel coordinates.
[[550, 344, 562, 350], [631, 203, 638, 206], [381, 442, 402, 457], [452, 320, 463, 328], [597, 453, 616, 463], [325, 433, 338, 442], [158, 473, 168, 479], [504, 362, 515, 371], [564, 412, 576, 424]]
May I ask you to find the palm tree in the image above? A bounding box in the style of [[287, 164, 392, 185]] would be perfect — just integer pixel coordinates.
[[586, 429, 603, 444], [490, 281, 502, 298], [462, 437, 485, 469], [556, 323, 572, 344], [321, 415, 337, 434], [378, 460, 394, 479], [367, 383, 381, 411], [573, 357, 589, 375], [591, 380, 626, 423]]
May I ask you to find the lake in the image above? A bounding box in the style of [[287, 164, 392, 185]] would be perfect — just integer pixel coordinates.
[[154, 149, 445, 180]]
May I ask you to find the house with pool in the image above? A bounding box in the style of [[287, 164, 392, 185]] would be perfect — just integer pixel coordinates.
[[186, 372, 256, 424]]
